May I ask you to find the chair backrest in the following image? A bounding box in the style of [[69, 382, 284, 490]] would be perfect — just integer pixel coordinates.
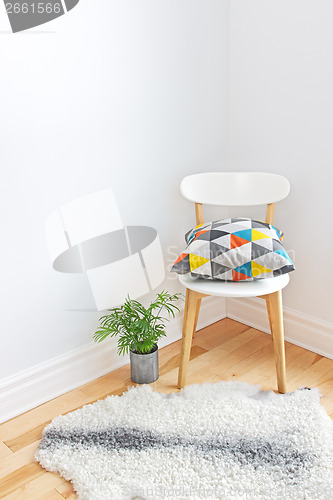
[[180, 172, 290, 225]]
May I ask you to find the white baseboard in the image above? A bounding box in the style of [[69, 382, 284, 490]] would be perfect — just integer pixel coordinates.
[[0, 296, 226, 424], [227, 297, 333, 360]]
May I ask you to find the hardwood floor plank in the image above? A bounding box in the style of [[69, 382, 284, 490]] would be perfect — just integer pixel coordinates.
[[186, 332, 272, 386], [56, 482, 78, 499], [78, 365, 134, 399], [2, 472, 65, 500], [154, 328, 266, 389], [220, 340, 275, 381], [159, 345, 207, 376], [37, 489, 65, 500], [189, 329, 267, 371], [5, 423, 46, 453], [285, 348, 322, 377], [287, 358, 333, 392], [0, 391, 91, 443], [311, 369, 333, 411], [0, 440, 41, 479], [0, 442, 12, 460], [238, 342, 306, 391], [0, 463, 44, 497], [193, 318, 250, 350]]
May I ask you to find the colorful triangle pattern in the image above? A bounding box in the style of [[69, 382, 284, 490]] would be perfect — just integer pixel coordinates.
[[172, 217, 295, 281]]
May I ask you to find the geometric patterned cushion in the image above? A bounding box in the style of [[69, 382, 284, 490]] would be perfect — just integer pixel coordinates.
[[171, 217, 295, 281]]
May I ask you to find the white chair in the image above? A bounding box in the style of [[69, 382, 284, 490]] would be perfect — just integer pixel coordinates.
[[177, 172, 291, 393]]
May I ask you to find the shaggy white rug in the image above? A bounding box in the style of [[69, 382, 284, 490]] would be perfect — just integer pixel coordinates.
[[35, 381, 333, 500]]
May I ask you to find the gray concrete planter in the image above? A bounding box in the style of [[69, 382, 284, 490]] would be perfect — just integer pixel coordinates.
[[130, 345, 159, 384]]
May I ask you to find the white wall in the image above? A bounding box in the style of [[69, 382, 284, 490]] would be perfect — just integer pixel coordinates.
[[228, 0, 333, 322], [0, 1, 229, 380], [3, 1, 333, 420]]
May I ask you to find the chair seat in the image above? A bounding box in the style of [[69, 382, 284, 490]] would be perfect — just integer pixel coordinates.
[[179, 273, 290, 298]]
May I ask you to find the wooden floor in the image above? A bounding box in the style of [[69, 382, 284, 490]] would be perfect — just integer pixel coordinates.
[[1, 318, 333, 499]]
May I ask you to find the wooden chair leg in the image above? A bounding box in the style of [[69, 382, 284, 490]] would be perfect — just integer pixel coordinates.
[[265, 296, 274, 342], [192, 297, 202, 337], [266, 290, 287, 394], [177, 289, 199, 389]]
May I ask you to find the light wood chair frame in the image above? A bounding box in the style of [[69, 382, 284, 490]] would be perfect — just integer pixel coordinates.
[[177, 200, 287, 394]]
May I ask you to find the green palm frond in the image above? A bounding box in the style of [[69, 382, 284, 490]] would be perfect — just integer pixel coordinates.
[[92, 291, 183, 354]]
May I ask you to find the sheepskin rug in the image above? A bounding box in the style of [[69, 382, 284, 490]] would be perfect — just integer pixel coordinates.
[[35, 381, 333, 500]]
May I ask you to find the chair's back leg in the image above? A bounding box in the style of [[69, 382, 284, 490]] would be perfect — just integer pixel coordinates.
[[265, 297, 274, 342], [266, 290, 287, 393], [265, 202, 275, 224], [177, 288, 200, 389]]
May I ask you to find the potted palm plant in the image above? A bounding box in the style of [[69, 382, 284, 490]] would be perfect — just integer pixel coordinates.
[[93, 290, 182, 384]]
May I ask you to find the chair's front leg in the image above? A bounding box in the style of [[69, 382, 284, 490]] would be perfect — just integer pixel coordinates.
[[177, 288, 199, 389], [266, 290, 287, 394]]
